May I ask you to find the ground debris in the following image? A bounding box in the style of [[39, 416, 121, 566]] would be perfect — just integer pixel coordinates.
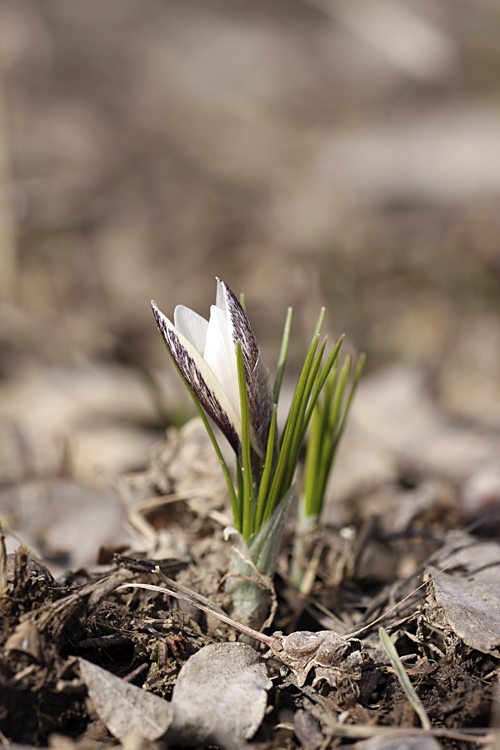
[[79, 658, 173, 742], [269, 629, 369, 696], [0, 544, 212, 745], [169, 642, 271, 747], [422, 533, 500, 656], [0, 512, 498, 749]]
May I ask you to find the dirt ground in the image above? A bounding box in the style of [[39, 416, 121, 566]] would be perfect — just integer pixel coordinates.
[[1, 1, 500, 748]]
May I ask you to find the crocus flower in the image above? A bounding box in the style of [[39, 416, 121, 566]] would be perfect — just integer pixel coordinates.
[[151, 278, 273, 458]]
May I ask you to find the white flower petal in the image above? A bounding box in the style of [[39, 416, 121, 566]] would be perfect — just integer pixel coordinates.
[[174, 305, 208, 356], [215, 277, 231, 317], [153, 278, 273, 459], [151, 300, 242, 453], [204, 304, 240, 416]]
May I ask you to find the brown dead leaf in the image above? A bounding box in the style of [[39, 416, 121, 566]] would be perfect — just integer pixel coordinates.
[[270, 630, 368, 693], [79, 657, 173, 741], [293, 709, 324, 750], [353, 735, 443, 749], [424, 534, 500, 655], [4, 621, 41, 661], [168, 642, 271, 747], [426, 565, 500, 656]]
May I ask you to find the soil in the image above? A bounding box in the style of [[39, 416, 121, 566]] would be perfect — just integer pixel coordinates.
[[1, 420, 499, 749]]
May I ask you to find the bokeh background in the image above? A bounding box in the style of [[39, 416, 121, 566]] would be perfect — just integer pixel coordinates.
[[1, 0, 500, 565]]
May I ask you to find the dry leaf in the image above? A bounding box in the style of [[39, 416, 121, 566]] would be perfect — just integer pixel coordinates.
[[424, 535, 500, 655], [270, 630, 368, 692], [168, 642, 271, 747], [293, 709, 324, 750], [4, 621, 41, 661], [353, 735, 443, 749], [426, 562, 500, 656], [79, 658, 173, 741]]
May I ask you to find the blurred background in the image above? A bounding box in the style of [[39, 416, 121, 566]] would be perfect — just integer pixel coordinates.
[[1, 0, 500, 564]]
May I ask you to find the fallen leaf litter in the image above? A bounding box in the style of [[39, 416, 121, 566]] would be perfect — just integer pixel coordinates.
[[1, 420, 499, 749]]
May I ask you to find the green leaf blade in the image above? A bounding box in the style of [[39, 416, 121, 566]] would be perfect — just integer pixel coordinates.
[[236, 341, 255, 539]]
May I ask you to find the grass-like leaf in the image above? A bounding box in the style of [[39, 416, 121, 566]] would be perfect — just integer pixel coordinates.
[[332, 352, 365, 451], [379, 626, 431, 730], [301, 351, 365, 521], [312, 307, 325, 338], [282, 338, 327, 491], [254, 405, 278, 531], [262, 331, 326, 525], [273, 307, 292, 406], [236, 341, 254, 539], [301, 334, 345, 442]]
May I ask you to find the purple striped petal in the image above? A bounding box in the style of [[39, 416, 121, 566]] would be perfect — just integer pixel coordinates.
[[151, 300, 241, 454], [215, 279, 273, 456]]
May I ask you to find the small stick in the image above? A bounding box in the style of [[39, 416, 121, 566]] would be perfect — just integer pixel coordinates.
[[119, 567, 275, 647]]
